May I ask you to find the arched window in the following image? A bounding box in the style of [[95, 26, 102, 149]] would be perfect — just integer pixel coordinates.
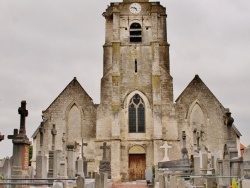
[[130, 23, 142, 43], [129, 94, 145, 133]]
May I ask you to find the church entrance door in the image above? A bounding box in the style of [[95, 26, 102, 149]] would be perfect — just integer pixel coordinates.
[[129, 154, 146, 181]]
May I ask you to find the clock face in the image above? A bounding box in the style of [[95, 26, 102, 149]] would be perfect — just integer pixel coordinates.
[[129, 3, 141, 14]]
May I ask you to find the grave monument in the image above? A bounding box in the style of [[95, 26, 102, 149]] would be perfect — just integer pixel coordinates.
[[8, 100, 31, 178]]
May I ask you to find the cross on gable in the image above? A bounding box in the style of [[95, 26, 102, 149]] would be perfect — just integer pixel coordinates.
[[100, 142, 110, 160], [18, 101, 28, 135]]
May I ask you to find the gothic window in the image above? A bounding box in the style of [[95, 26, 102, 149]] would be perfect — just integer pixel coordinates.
[[129, 94, 145, 133], [130, 23, 142, 43]]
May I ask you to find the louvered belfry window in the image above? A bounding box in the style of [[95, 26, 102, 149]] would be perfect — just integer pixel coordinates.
[[130, 23, 142, 43], [129, 94, 145, 133]]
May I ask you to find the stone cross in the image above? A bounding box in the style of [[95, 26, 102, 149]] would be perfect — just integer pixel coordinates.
[[51, 124, 57, 150], [62, 133, 66, 153], [100, 142, 110, 160], [181, 131, 189, 159], [0, 132, 4, 142], [193, 128, 200, 152], [39, 122, 44, 148], [18, 100, 28, 135], [7, 129, 18, 140], [81, 139, 88, 160], [160, 141, 172, 161]]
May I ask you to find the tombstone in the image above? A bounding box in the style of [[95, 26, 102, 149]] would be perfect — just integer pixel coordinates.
[[95, 173, 101, 188], [48, 150, 55, 178], [0, 157, 11, 179], [158, 174, 164, 188], [67, 142, 76, 178], [200, 145, 208, 175], [160, 141, 172, 162], [145, 168, 153, 184], [53, 180, 64, 188], [59, 133, 68, 178], [243, 145, 250, 179], [154, 165, 159, 182], [181, 131, 188, 159], [76, 158, 84, 177], [76, 175, 85, 188], [36, 151, 48, 178], [79, 139, 88, 177], [7, 101, 31, 179], [178, 178, 186, 188], [99, 142, 111, 178], [0, 132, 4, 142], [100, 172, 108, 188], [169, 175, 177, 188]]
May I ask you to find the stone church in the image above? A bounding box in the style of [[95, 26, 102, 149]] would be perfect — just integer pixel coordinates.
[[31, 0, 241, 182]]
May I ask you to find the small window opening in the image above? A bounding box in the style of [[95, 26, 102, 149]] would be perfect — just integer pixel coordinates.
[[135, 60, 137, 73], [130, 23, 142, 43]]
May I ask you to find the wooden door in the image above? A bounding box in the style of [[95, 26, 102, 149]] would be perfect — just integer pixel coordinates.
[[129, 154, 146, 181]]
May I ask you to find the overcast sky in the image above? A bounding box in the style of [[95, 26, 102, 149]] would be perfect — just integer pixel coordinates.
[[0, 0, 249, 158]]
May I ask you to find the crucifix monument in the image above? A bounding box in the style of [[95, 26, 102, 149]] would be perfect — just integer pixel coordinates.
[[160, 141, 172, 162], [99, 142, 111, 178], [7, 100, 31, 178]]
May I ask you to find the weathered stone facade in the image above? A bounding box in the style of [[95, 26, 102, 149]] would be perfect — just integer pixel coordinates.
[[31, 0, 241, 182]]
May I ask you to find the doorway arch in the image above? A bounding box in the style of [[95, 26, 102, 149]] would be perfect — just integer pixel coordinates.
[[129, 145, 146, 180]]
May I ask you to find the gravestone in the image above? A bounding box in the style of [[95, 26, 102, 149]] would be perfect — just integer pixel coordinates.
[[0, 157, 11, 179], [99, 142, 111, 178], [76, 175, 85, 188], [200, 145, 208, 175], [48, 124, 58, 178], [158, 174, 164, 188], [145, 168, 153, 183], [243, 145, 250, 179], [36, 151, 47, 178], [59, 133, 68, 178], [7, 101, 31, 179], [48, 150, 55, 178], [95, 173, 101, 188], [169, 175, 177, 188], [178, 178, 186, 188], [67, 142, 76, 178], [82, 141, 88, 176], [160, 141, 172, 162], [181, 131, 188, 159], [53, 180, 64, 188]]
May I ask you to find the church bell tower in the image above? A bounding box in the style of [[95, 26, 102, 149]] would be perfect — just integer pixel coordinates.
[[97, 0, 176, 182]]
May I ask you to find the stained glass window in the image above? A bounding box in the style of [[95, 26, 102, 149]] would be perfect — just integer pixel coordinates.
[[129, 94, 145, 133]]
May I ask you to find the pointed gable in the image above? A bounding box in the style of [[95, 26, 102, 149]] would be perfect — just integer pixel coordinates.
[[175, 74, 222, 107], [44, 77, 94, 112]]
